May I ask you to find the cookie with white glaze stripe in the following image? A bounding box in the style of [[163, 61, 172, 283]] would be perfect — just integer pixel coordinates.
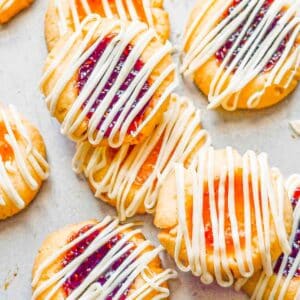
[[45, 0, 170, 51], [0, 105, 49, 220], [32, 216, 176, 300], [154, 147, 293, 287], [41, 16, 177, 148], [241, 174, 300, 299], [181, 0, 300, 110], [72, 94, 210, 221]]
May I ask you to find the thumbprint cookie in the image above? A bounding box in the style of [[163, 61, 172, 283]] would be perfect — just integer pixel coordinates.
[[154, 147, 293, 287], [41, 15, 177, 148], [0, 0, 34, 24], [45, 0, 170, 51], [32, 216, 177, 299], [181, 0, 300, 110], [240, 174, 300, 299], [72, 94, 210, 221], [0, 105, 49, 220]]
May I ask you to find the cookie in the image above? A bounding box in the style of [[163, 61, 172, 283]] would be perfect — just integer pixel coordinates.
[[0, 0, 34, 24], [0, 105, 49, 220], [154, 147, 293, 287], [181, 0, 300, 110], [45, 0, 170, 51], [32, 216, 177, 299], [73, 94, 210, 220], [240, 174, 300, 299], [41, 15, 177, 147]]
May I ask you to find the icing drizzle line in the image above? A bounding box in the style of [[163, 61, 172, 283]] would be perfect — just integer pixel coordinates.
[[72, 95, 210, 220], [181, 0, 300, 110], [41, 15, 177, 147], [239, 174, 300, 300], [31, 216, 177, 300], [54, 0, 154, 36], [0, 105, 49, 209], [173, 146, 290, 287]]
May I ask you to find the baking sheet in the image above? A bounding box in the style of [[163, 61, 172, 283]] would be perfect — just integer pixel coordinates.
[[0, 0, 299, 299]]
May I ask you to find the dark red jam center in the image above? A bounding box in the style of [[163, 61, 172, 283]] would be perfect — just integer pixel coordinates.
[[77, 35, 151, 138], [216, 0, 290, 73], [62, 224, 134, 299], [273, 188, 300, 277]]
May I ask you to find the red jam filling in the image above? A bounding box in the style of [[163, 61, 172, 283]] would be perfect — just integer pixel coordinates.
[[62, 224, 134, 299], [0, 124, 13, 161], [77, 34, 151, 138], [216, 0, 290, 73], [273, 188, 300, 277]]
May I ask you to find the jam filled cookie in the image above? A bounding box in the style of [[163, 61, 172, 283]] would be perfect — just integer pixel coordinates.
[[181, 0, 300, 110], [45, 0, 170, 51], [72, 94, 210, 220], [240, 174, 300, 299], [154, 147, 293, 287], [0, 0, 34, 24], [32, 216, 177, 299], [41, 15, 177, 148], [0, 105, 49, 220]]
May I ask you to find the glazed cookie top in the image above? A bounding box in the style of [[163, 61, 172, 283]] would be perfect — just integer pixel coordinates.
[[155, 146, 292, 287], [45, 0, 170, 50], [181, 0, 300, 110], [73, 94, 211, 220], [0, 105, 49, 219], [32, 216, 177, 299], [239, 174, 300, 299], [41, 15, 177, 148]]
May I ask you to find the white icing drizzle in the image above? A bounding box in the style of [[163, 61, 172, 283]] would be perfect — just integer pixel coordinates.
[[173, 146, 290, 287], [31, 216, 177, 300], [243, 174, 300, 299], [54, 0, 154, 36], [41, 14, 177, 148], [289, 120, 300, 135], [72, 95, 210, 221], [0, 0, 14, 10], [181, 0, 300, 110], [0, 105, 49, 209]]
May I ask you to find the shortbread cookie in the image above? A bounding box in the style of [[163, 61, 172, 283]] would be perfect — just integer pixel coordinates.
[[241, 174, 300, 299], [41, 15, 177, 148], [0, 0, 34, 24], [73, 94, 210, 220], [0, 105, 49, 220], [154, 147, 292, 287], [32, 216, 177, 299], [45, 0, 170, 51], [181, 0, 300, 110]]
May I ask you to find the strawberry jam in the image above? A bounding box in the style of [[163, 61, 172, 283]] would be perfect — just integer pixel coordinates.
[[62, 224, 134, 299], [273, 188, 300, 277], [77, 35, 151, 138], [216, 0, 290, 73], [0, 124, 13, 161]]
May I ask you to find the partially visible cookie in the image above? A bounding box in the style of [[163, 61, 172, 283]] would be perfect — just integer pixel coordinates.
[[0, 105, 49, 220], [154, 147, 293, 287], [0, 0, 34, 24], [41, 15, 177, 148], [45, 0, 170, 51], [181, 0, 300, 110], [241, 174, 300, 299], [73, 94, 210, 220], [32, 216, 177, 299]]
